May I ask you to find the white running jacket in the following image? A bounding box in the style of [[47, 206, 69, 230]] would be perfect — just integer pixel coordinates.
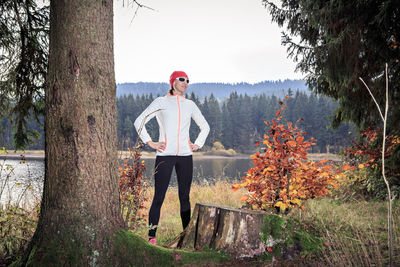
[[134, 95, 210, 156]]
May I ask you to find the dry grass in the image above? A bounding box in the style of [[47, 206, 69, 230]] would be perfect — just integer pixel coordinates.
[[288, 198, 400, 266], [136, 180, 399, 266], [135, 181, 245, 243]]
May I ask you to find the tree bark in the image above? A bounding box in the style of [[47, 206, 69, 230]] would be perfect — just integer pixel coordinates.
[[165, 203, 268, 259], [22, 0, 124, 265]]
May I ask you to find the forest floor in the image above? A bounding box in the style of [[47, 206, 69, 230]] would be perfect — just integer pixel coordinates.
[[1, 177, 399, 265], [134, 181, 399, 266]]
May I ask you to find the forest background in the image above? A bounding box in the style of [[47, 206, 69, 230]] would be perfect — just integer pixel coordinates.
[[0, 81, 354, 153]]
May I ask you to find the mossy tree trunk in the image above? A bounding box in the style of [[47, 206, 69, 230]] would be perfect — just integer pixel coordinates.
[[22, 0, 124, 265]]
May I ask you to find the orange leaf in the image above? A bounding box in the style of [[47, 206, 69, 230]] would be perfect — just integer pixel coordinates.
[[276, 110, 281, 116], [287, 140, 296, 147], [342, 164, 351, 170], [240, 195, 249, 202]]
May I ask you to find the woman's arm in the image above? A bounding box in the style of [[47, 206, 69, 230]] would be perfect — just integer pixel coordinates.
[[191, 103, 210, 149], [134, 98, 162, 145]]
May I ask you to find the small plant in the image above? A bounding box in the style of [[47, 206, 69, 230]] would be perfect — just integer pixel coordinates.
[[359, 64, 396, 266], [233, 98, 341, 212], [260, 214, 322, 259], [119, 145, 149, 230]]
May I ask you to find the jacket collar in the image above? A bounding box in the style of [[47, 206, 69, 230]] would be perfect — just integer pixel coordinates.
[[167, 94, 185, 98]]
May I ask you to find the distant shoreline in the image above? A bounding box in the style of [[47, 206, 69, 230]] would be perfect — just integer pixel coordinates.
[[1, 150, 341, 161]]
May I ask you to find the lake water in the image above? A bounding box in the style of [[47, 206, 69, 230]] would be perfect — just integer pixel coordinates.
[[0, 156, 253, 206], [0, 158, 44, 207]]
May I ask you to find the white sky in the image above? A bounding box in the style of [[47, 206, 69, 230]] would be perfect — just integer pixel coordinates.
[[113, 0, 303, 84]]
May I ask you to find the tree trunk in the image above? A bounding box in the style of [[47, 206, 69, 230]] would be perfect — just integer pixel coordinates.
[[23, 0, 124, 265], [165, 203, 268, 259]]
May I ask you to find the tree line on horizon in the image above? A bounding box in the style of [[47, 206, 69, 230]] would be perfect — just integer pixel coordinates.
[[0, 90, 354, 153], [116, 79, 308, 99], [117, 89, 355, 153]]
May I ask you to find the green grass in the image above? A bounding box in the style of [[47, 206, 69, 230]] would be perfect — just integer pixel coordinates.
[[113, 230, 230, 266]]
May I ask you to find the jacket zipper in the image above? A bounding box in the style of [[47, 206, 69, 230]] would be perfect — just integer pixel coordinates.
[[176, 96, 181, 155]]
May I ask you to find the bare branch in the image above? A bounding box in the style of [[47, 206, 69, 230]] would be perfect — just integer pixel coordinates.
[[358, 77, 384, 121], [130, 5, 141, 24], [360, 63, 393, 266], [132, 0, 155, 11], [116, 0, 156, 24]]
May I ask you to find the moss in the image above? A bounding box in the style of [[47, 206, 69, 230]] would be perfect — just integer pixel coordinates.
[[260, 214, 322, 260], [113, 230, 230, 266], [24, 238, 86, 267], [13, 230, 229, 266], [261, 214, 285, 240]]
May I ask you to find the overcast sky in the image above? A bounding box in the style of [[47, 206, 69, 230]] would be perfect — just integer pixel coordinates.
[[113, 0, 303, 84]]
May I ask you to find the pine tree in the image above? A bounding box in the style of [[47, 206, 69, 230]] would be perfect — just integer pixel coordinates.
[[206, 93, 222, 147], [23, 1, 124, 264], [263, 0, 400, 133]]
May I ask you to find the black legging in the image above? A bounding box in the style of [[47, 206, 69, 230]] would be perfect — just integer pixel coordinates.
[[148, 155, 193, 238]]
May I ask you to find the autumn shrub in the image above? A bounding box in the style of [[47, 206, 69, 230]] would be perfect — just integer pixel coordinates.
[[119, 145, 150, 231], [342, 128, 400, 199], [233, 99, 341, 212]]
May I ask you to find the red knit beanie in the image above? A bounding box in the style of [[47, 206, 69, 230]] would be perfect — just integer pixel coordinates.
[[169, 71, 188, 88]]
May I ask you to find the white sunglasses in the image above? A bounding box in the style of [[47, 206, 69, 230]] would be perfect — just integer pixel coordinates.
[[176, 77, 190, 84]]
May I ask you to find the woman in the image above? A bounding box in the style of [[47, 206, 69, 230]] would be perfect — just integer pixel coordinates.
[[134, 71, 210, 245]]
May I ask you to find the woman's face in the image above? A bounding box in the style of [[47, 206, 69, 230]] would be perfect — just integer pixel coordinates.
[[173, 77, 189, 95]]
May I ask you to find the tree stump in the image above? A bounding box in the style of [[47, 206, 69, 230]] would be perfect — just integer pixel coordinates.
[[164, 203, 269, 259]]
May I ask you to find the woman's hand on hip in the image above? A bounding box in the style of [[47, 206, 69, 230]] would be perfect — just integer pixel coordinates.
[[190, 143, 200, 151], [147, 141, 165, 152]]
